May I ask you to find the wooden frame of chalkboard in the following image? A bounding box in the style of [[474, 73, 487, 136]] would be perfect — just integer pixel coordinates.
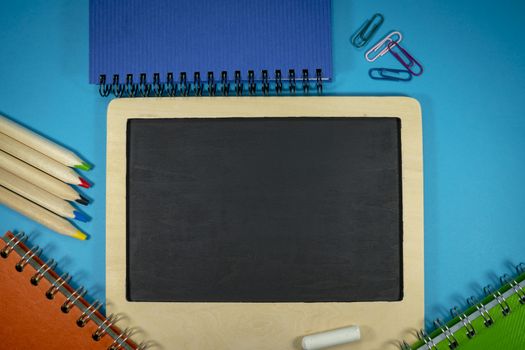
[[106, 97, 423, 350]]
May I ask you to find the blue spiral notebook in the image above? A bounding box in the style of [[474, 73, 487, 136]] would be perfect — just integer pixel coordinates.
[[89, 0, 333, 96]]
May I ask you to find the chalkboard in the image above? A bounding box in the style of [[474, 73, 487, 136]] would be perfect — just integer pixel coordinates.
[[127, 117, 403, 302]]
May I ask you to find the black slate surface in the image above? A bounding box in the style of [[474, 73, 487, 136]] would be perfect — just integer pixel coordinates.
[[126, 117, 403, 302]]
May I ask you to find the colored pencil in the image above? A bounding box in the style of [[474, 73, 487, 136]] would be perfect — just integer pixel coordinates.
[[0, 168, 88, 222], [0, 115, 91, 170], [0, 133, 90, 188], [0, 150, 88, 205], [0, 186, 87, 240]]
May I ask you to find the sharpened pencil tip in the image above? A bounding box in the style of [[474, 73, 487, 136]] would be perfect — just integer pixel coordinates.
[[78, 177, 91, 189], [73, 210, 89, 223], [72, 230, 87, 241], [75, 194, 89, 206], [75, 162, 92, 171]]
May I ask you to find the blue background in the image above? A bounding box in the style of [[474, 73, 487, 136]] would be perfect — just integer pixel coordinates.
[[1, 0, 525, 332]]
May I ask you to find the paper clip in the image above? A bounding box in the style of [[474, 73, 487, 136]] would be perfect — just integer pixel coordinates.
[[365, 31, 403, 62], [388, 41, 424, 76], [351, 13, 384, 48], [369, 68, 412, 81]]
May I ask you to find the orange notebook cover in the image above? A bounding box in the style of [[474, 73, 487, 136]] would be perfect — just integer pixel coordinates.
[[0, 231, 141, 350]]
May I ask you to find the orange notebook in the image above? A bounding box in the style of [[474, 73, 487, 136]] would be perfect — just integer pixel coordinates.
[[0, 231, 141, 349]]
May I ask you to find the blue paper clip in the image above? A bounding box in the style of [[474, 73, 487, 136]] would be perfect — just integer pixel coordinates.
[[351, 13, 384, 48], [369, 68, 412, 81]]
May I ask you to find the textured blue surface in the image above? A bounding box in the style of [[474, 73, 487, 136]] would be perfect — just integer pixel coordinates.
[[1, 0, 525, 332], [89, 0, 332, 83]]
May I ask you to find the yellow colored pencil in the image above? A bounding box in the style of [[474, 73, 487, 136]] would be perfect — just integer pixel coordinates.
[[0, 186, 87, 240]]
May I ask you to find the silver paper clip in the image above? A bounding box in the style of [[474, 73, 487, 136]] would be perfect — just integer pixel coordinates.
[[365, 31, 403, 62]]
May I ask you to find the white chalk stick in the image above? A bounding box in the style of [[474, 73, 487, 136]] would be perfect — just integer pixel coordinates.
[[301, 326, 361, 350]]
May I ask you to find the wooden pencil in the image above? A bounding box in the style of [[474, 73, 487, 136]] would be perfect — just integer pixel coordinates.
[[0, 168, 88, 222], [0, 150, 88, 204], [0, 115, 91, 170], [0, 133, 90, 188], [0, 186, 87, 240]]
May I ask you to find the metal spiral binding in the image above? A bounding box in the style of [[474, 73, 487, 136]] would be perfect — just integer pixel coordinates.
[[166, 72, 176, 97], [0, 233, 144, 349], [152, 73, 163, 97], [302, 69, 310, 94], [112, 75, 125, 98], [398, 263, 525, 350], [77, 300, 103, 327], [289, 69, 296, 94], [126, 75, 135, 96], [501, 273, 525, 304], [180, 72, 189, 96], [221, 71, 230, 96], [0, 232, 27, 258], [467, 296, 494, 327], [247, 70, 256, 96], [261, 70, 269, 96], [484, 284, 511, 316], [93, 314, 118, 341], [31, 258, 56, 285], [234, 71, 243, 96], [418, 329, 437, 350], [316, 68, 323, 95], [98, 69, 323, 97], [61, 286, 87, 313], [126, 74, 138, 97], [208, 72, 217, 96], [46, 272, 71, 299], [275, 70, 283, 95], [139, 73, 150, 97], [193, 72, 203, 96], [109, 328, 135, 350], [450, 306, 476, 339], [99, 75, 111, 97], [15, 245, 42, 272], [433, 319, 458, 349]]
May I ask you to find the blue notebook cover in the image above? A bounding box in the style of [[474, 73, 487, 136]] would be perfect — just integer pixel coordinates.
[[89, 0, 332, 84]]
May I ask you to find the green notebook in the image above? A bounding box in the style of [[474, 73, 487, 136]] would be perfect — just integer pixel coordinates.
[[403, 266, 525, 350]]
